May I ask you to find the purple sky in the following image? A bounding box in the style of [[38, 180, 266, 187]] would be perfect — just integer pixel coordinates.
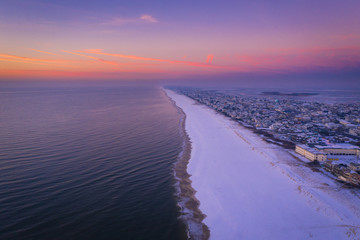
[[0, 0, 359, 87]]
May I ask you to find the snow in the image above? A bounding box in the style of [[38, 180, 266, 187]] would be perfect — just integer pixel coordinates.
[[165, 89, 360, 240], [315, 143, 360, 150]]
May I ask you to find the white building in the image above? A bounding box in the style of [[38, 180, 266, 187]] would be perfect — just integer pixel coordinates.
[[295, 143, 360, 162]]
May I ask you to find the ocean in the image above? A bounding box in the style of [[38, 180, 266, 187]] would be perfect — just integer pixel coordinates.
[[0, 85, 188, 240]]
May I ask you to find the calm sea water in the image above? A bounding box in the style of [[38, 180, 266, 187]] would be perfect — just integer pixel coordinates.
[[0, 85, 187, 240]]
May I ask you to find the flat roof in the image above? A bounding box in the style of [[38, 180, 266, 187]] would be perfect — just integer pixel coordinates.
[[315, 143, 360, 150]]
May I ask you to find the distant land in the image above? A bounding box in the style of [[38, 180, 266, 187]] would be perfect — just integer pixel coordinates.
[[261, 91, 319, 96]]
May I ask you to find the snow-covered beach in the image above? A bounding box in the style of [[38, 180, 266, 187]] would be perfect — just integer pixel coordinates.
[[165, 89, 360, 240]]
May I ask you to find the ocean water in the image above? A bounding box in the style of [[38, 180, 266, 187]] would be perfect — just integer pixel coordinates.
[[0, 85, 187, 240]]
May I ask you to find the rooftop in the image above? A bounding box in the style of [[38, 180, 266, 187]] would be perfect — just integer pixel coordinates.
[[315, 143, 360, 150]]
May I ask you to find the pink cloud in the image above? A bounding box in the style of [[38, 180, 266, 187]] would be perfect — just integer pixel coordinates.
[[232, 46, 360, 72], [206, 54, 214, 64], [102, 14, 159, 26], [139, 14, 158, 23], [331, 34, 360, 41]]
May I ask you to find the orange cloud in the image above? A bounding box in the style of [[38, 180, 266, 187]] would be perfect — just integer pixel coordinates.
[[79, 49, 172, 62], [6, 45, 357, 81], [62, 50, 118, 65], [78, 49, 231, 70], [29, 48, 60, 56], [206, 54, 214, 64], [0, 67, 171, 80], [0, 53, 73, 65], [0, 57, 55, 66]]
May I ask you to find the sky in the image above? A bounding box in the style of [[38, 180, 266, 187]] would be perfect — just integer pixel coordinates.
[[0, 0, 360, 87]]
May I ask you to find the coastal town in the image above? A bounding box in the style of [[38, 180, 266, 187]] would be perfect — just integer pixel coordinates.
[[171, 87, 360, 187]]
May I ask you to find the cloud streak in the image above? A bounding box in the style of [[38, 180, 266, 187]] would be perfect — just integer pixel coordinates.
[[0, 57, 55, 66], [331, 34, 360, 41], [62, 50, 118, 65], [78, 49, 230, 69], [2, 45, 359, 80], [29, 48, 60, 56], [101, 14, 159, 26], [139, 14, 158, 23], [0, 53, 72, 65], [231, 46, 360, 71]]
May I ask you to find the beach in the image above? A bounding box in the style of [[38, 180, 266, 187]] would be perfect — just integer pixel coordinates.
[[165, 89, 360, 240]]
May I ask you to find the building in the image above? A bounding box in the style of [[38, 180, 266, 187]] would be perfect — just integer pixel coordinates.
[[295, 145, 327, 161], [295, 144, 360, 162], [316, 144, 360, 161]]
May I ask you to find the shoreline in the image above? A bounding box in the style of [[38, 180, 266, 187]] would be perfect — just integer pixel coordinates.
[[162, 88, 210, 240], [165, 88, 360, 239]]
